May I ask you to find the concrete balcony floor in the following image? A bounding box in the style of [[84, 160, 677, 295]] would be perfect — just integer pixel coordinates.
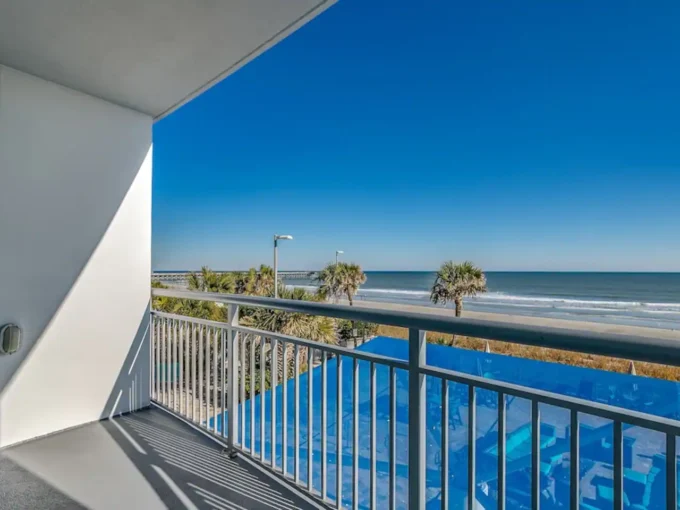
[[0, 407, 322, 509]]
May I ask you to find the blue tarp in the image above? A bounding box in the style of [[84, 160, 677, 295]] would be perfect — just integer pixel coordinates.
[[211, 336, 680, 509]]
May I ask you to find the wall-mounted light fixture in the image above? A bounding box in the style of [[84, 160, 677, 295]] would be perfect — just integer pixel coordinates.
[[0, 324, 21, 355]]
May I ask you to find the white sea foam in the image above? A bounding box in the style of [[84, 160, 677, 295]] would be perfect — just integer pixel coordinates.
[[644, 302, 680, 309], [289, 285, 680, 315], [471, 293, 680, 312], [290, 285, 320, 293], [472, 292, 642, 307]]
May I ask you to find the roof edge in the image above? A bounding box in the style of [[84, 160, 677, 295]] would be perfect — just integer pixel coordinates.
[[153, 0, 337, 122]]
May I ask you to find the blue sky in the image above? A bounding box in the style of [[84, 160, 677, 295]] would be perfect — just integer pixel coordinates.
[[153, 1, 680, 272]]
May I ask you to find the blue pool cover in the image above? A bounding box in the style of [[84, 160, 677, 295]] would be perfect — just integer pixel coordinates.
[[211, 336, 680, 509]]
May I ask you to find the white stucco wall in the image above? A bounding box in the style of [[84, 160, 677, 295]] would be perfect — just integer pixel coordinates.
[[0, 66, 152, 447]]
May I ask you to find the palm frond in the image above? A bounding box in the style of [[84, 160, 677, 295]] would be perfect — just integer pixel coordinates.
[[315, 262, 366, 305], [430, 261, 487, 315]]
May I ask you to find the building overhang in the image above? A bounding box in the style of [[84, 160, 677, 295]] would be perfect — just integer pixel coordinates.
[[0, 0, 336, 120]]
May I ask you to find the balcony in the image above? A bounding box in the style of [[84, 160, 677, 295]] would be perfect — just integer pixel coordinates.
[[144, 288, 680, 509]]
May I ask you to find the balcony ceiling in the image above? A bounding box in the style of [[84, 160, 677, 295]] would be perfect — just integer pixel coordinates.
[[0, 0, 335, 119]]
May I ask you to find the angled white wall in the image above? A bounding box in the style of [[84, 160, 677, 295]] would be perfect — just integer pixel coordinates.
[[0, 66, 152, 447]]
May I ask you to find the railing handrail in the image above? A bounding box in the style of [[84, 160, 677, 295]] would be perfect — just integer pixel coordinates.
[[152, 287, 680, 367]]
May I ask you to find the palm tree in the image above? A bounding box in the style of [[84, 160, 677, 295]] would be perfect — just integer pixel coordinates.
[[430, 261, 487, 317], [253, 264, 277, 297], [315, 262, 367, 305], [234, 268, 256, 295], [315, 264, 342, 303], [187, 266, 235, 294], [234, 264, 277, 297]]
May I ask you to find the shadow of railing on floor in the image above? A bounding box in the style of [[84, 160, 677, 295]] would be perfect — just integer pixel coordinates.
[[110, 410, 311, 510]]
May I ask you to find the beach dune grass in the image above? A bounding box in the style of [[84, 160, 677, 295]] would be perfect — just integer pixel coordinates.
[[376, 324, 680, 382]]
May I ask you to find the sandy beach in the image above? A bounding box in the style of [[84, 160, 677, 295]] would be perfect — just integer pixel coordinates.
[[344, 298, 680, 341]]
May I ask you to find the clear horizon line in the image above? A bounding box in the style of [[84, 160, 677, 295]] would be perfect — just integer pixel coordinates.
[[152, 269, 680, 274]]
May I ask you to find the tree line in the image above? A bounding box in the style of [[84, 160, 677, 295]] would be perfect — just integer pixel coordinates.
[[152, 260, 487, 392]]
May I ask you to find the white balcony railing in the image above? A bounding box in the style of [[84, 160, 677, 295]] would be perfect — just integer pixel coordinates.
[[150, 288, 680, 510]]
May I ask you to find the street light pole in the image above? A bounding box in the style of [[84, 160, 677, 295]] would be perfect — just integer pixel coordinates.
[[336, 250, 344, 265], [274, 237, 278, 297], [273, 234, 293, 298]]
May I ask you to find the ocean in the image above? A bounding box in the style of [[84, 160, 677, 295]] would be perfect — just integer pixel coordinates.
[[285, 272, 680, 330]]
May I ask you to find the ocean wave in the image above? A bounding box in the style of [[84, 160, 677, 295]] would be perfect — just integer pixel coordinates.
[[471, 293, 680, 311], [289, 285, 321, 293], [472, 293, 641, 307], [290, 285, 680, 313], [644, 302, 680, 309]]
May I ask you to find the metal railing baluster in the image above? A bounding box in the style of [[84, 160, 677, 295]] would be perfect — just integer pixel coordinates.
[[191, 323, 197, 422], [271, 337, 278, 469], [260, 336, 265, 461], [173, 320, 178, 413], [221, 327, 226, 438], [151, 317, 156, 401], [170, 319, 175, 408], [198, 326, 204, 426], [337, 354, 344, 509], [178, 321, 183, 415], [441, 378, 449, 510], [321, 350, 328, 501], [162, 318, 167, 405], [370, 362, 377, 509], [250, 334, 255, 456], [173, 319, 178, 411], [353, 357, 359, 510], [165, 318, 169, 407], [184, 321, 188, 415], [205, 327, 211, 430], [282, 341, 289, 476], [159, 317, 163, 402], [212, 327, 217, 432], [389, 366, 396, 510], [185, 322, 190, 417], [153, 317, 163, 402], [166, 319, 171, 407], [409, 328, 426, 510], [531, 399, 540, 510], [570, 410, 579, 510], [498, 392, 506, 510], [468, 385, 476, 510], [667, 433, 677, 510], [308, 347, 314, 491], [169, 319, 173, 410], [240, 332, 246, 447], [614, 421, 623, 510], [295, 344, 300, 484]]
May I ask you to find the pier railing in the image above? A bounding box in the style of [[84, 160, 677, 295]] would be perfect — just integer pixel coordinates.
[[151, 270, 317, 284], [150, 287, 680, 509]]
